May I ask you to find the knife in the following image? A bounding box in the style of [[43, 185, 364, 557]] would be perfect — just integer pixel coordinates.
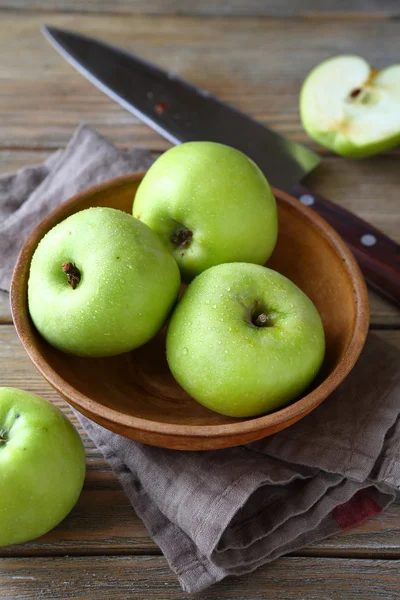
[[42, 25, 400, 305]]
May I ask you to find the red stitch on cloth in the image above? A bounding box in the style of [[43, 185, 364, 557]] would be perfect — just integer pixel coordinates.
[[332, 488, 382, 531]]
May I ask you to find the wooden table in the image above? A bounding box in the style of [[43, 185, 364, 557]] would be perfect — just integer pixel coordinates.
[[1, 2, 399, 598]]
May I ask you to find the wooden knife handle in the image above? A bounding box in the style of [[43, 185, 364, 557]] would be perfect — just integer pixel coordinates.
[[291, 183, 400, 306]]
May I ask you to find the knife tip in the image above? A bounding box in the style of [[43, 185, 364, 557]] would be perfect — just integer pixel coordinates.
[[41, 24, 64, 39], [41, 24, 53, 37]]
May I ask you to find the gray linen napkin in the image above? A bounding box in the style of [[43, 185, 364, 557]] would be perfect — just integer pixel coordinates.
[[1, 124, 400, 593]]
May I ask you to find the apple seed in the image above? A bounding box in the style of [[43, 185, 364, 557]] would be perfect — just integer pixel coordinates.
[[349, 87, 362, 98], [62, 262, 81, 289]]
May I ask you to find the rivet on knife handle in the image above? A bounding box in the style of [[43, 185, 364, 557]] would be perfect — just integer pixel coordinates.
[[292, 184, 400, 305]]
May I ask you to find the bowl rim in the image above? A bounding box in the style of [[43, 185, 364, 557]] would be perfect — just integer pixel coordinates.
[[11, 171, 370, 442]]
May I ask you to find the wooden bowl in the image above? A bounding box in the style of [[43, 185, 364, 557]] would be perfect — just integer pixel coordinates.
[[11, 172, 369, 450]]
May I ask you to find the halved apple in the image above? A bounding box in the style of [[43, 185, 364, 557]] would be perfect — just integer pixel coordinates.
[[300, 55, 400, 158]]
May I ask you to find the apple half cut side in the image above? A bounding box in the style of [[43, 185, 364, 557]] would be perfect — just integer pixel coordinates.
[[300, 55, 400, 158]]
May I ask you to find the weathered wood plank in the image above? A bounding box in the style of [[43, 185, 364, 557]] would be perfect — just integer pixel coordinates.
[[0, 293, 11, 324], [0, 13, 399, 151], [0, 150, 52, 175], [0, 325, 399, 559], [305, 155, 400, 245], [0, 556, 399, 599], [368, 291, 400, 328], [0, 0, 399, 17], [309, 502, 400, 559]]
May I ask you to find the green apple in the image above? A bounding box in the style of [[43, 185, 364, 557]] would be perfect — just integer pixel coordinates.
[[166, 263, 325, 417], [133, 142, 277, 280], [0, 387, 85, 547], [300, 55, 400, 158], [28, 207, 181, 357]]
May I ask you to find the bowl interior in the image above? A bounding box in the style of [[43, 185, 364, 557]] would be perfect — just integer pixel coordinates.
[[11, 173, 369, 448]]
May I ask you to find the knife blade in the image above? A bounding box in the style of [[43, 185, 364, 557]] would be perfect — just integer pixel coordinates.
[[42, 25, 400, 305], [41, 26, 320, 192]]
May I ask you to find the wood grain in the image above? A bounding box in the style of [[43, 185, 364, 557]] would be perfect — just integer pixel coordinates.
[[305, 156, 400, 244], [0, 293, 11, 324], [0, 151, 52, 175], [0, 555, 399, 599], [1, 0, 399, 17], [368, 290, 400, 328], [0, 325, 400, 559], [0, 13, 399, 152]]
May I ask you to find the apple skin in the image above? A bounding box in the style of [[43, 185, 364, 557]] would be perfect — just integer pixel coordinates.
[[166, 263, 325, 418], [0, 387, 86, 547], [300, 55, 400, 158], [133, 142, 277, 280], [28, 207, 181, 357]]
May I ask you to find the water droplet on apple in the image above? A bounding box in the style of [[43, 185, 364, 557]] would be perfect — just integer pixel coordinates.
[[226, 286, 231, 291], [212, 304, 217, 309], [205, 300, 210, 305], [224, 350, 228, 354], [228, 327, 232, 331], [218, 341, 222, 345], [183, 347, 189, 355]]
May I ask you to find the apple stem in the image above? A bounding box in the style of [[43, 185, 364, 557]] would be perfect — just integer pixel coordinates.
[[62, 262, 81, 289], [171, 227, 193, 248], [0, 430, 6, 443], [254, 313, 269, 327]]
